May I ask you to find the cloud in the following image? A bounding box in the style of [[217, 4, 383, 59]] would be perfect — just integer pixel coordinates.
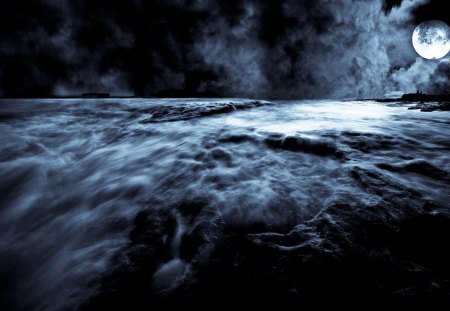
[[0, 0, 447, 98], [190, 0, 431, 98]]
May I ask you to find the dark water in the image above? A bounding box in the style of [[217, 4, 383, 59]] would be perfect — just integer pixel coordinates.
[[0, 99, 449, 309]]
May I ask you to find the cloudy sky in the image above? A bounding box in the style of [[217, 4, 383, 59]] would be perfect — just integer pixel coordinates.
[[0, 0, 448, 98]]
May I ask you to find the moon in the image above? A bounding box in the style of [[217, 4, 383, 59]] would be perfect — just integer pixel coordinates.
[[412, 20, 450, 60]]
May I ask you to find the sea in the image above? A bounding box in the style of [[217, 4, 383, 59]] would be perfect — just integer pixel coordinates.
[[0, 98, 449, 309]]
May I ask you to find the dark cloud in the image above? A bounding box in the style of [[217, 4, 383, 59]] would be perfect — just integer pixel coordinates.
[[384, 0, 404, 12], [0, 0, 448, 98]]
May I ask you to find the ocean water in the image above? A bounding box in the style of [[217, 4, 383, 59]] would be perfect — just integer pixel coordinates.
[[0, 99, 449, 308]]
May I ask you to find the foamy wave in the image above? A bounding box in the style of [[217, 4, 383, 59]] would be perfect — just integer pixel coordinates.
[[0, 99, 449, 308]]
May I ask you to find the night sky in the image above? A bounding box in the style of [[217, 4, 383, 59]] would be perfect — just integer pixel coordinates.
[[0, 0, 448, 98]]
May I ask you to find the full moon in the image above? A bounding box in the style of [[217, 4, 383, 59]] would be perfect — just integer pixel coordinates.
[[412, 20, 450, 60]]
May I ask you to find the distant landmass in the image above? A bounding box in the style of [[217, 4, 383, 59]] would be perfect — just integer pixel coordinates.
[[375, 93, 450, 102], [370, 93, 450, 112], [1, 91, 449, 102], [81, 92, 110, 98], [400, 93, 450, 102]]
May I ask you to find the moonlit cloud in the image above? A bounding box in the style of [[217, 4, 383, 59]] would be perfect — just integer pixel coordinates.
[[0, 0, 447, 98]]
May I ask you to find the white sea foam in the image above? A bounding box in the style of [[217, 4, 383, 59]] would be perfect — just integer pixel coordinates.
[[0, 99, 448, 309]]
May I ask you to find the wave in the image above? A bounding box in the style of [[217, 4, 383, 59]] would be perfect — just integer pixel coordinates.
[[0, 99, 449, 308]]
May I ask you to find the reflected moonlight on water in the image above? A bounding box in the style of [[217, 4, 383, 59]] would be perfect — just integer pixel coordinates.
[[412, 20, 450, 60]]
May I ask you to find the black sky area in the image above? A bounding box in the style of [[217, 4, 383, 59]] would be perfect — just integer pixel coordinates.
[[0, 0, 448, 98]]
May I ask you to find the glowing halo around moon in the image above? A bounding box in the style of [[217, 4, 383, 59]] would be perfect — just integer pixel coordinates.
[[412, 20, 450, 60]]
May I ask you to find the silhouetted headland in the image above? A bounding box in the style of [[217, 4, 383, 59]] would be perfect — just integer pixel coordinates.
[[374, 93, 450, 103], [400, 93, 450, 102], [82, 92, 110, 98], [371, 93, 450, 112]]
